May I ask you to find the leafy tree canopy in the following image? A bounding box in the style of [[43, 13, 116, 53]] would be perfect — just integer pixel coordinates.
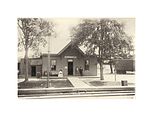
[[71, 19, 134, 60], [18, 18, 54, 54]]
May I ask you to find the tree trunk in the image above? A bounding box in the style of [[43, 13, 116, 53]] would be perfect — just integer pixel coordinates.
[[110, 62, 113, 74], [98, 46, 104, 80], [24, 48, 29, 82], [99, 61, 104, 80]]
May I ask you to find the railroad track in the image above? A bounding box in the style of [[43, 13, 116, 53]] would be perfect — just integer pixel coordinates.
[[18, 86, 135, 99]]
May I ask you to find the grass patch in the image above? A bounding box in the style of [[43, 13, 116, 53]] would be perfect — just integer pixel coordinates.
[[18, 79, 73, 89], [89, 81, 120, 86], [88, 81, 134, 86]]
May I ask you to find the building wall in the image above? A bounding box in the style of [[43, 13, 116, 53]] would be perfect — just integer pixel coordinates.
[[19, 46, 97, 77], [114, 59, 135, 71], [19, 58, 42, 77], [42, 55, 61, 75], [42, 46, 97, 76], [83, 57, 97, 76]]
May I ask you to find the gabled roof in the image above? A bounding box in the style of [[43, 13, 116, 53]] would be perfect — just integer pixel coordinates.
[[57, 41, 85, 56], [40, 41, 85, 57]]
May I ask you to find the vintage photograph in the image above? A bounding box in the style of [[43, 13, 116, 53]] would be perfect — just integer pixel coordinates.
[[17, 18, 135, 99]]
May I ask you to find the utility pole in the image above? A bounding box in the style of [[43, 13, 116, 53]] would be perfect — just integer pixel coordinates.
[[47, 36, 51, 88]]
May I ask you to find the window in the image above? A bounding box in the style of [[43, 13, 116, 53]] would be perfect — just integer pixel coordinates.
[[51, 60, 56, 71], [85, 60, 89, 71]]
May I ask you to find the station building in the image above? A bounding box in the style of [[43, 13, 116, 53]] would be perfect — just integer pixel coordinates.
[[18, 42, 97, 77]]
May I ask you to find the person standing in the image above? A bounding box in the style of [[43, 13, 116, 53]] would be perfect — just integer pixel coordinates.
[[79, 66, 83, 76], [58, 69, 63, 77], [75, 66, 79, 76]]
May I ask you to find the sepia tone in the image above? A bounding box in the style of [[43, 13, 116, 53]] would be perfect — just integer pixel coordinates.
[[17, 18, 135, 99]]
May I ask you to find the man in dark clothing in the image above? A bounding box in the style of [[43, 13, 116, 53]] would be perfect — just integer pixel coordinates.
[[79, 66, 83, 76]]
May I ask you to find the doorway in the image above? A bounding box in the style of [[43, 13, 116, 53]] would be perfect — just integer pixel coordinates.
[[68, 59, 73, 75], [31, 66, 36, 76]]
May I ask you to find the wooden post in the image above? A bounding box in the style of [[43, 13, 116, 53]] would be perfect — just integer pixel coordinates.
[[47, 36, 51, 88]]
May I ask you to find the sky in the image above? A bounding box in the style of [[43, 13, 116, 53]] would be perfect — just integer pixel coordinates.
[[18, 18, 135, 58]]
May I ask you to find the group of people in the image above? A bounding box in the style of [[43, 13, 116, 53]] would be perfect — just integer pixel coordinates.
[[75, 66, 83, 76], [58, 66, 83, 77]]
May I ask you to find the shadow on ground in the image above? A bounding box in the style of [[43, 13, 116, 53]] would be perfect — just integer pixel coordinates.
[[18, 79, 73, 89], [86, 81, 134, 86]]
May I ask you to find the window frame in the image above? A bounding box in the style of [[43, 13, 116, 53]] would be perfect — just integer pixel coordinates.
[[51, 59, 57, 71], [84, 59, 90, 71]]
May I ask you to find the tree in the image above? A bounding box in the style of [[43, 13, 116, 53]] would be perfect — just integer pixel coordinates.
[[71, 19, 133, 80], [18, 18, 54, 81]]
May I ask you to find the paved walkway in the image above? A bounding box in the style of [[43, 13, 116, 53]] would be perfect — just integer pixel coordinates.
[[18, 74, 135, 88], [67, 77, 91, 88], [68, 75, 135, 88]]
